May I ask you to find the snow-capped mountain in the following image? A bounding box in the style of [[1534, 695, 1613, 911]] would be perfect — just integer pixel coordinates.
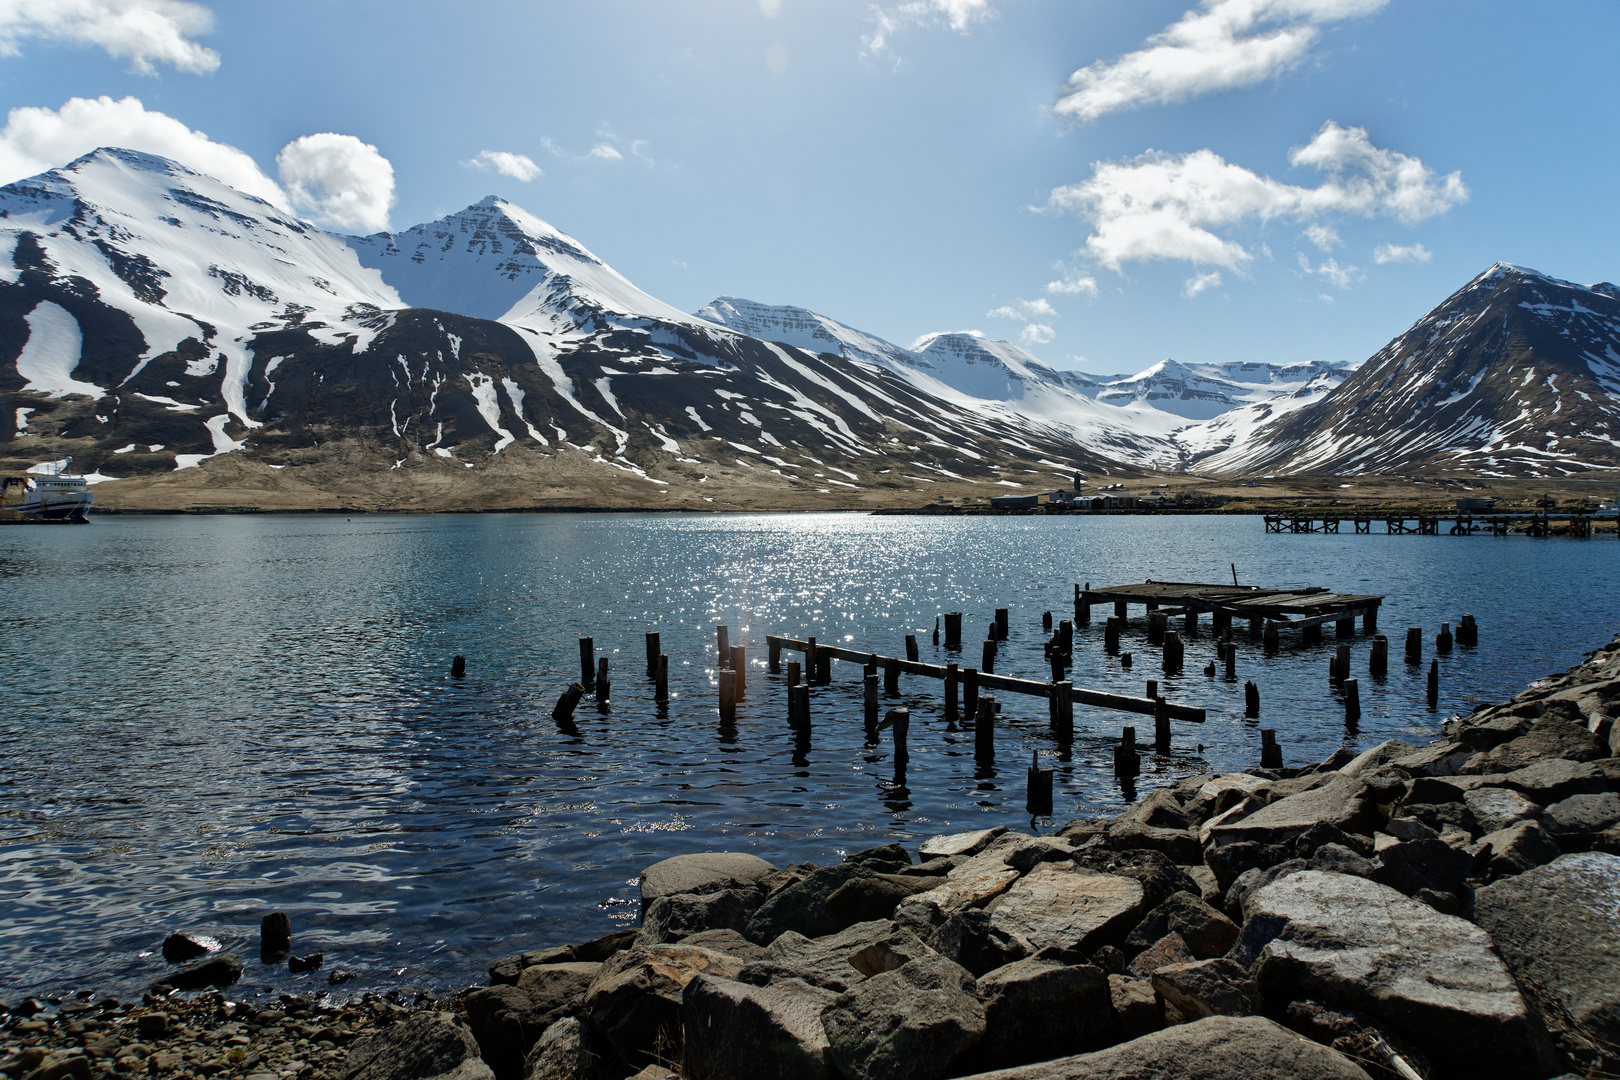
[[1195, 263, 1620, 476], [694, 296, 922, 372], [1093, 359, 1353, 420]]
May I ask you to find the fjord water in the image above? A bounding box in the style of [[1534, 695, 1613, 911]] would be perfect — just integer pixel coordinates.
[[3, 512, 1617, 1001]]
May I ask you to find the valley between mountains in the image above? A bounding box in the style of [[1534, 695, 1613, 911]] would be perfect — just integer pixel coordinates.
[[4, 149, 1618, 512]]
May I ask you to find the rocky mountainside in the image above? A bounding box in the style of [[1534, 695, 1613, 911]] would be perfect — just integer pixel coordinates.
[[1194, 264, 1620, 476], [1095, 358, 1353, 421]]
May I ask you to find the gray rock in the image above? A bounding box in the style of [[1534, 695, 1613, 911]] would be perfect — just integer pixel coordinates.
[[1068, 848, 1198, 911], [160, 932, 210, 964], [1205, 842, 1297, 895], [466, 979, 588, 1080], [1245, 870, 1555, 1077], [1390, 742, 1474, 777], [988, 865, 1145, 955], [1397, 801, 1478, 835], [1371, 837, 1477, 897], [825, 874, 940, 928], [1306, 843, 1377, 880], [159, 953, 243, 991], [635, 889, 756, 946], [681, 974, 836, 1080], [1464, 786, 1547, 834], [1474, 852, 1620, 1051], [998, 836, 1076, 873], [1291, 821, 1371, 859], [1225, 860, 1307, 922], [1406, 776, 1467, 804], [1462, 716, 1606, 774], [1151, 958, 1262, 1021], [744, 921, 897, 992], [820, 956, 986, 1080], [344, 1012, 494, 1080], [581, 945, 744, 1067], [745, 865, 881, 944], [491, 947, 576, 987], [571, 929, 637, 963], [1340, 740, 1416, 777], [1545, 792, 1620, 847], [927, 909, 1031, 978], [918, 827, 1007, 859], [674, 928, 765, 961], [522, 1018, 609, 1080], [1503, 759, 1608, 804], [1456, 709, 1534, 751], [1123, 892, 1238, 961], [1383, 815, 1438, 841], [847, 927, 935, 978], [947, 1015, 1373, 1080], [1206, 776, 1376, 869], [1125, 932, 1193, 978], [962, 957, 1116, 1072], [1105, 821, 1201, 864], [1107, 975, 1163, 1039], [1121, 789, 1189, 830], [844, 843, 912, 870], [638, 852, 775, 918], [1472, 820, 1563, 879]]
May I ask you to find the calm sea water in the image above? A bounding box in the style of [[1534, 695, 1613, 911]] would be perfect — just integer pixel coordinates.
[[3, 512, 1617, 1002]]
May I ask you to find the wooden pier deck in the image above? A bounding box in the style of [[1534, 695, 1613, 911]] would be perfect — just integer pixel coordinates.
[[1080, 580, 1383, 637], [1264, 510, 1616, 538]]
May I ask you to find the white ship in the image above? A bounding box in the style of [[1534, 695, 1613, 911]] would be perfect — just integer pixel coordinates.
[[1, 459, 93, 522]]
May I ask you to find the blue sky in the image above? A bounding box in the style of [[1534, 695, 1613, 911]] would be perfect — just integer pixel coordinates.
[[1, 0, 1616, 376]]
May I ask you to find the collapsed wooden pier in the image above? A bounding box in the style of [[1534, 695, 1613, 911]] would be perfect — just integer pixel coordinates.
[[1078, 580, 1383, 642]]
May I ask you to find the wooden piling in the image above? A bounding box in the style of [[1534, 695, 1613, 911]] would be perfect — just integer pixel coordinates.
[[1213, 610, 1231, 636], [1076, 583, 1091, 625], [1302, 623, 1323, 646], [817, 648, 831, 686], [552, 682, 585, 721], [1334, 644, 1350, 683], [1428, 659, 1439, 708], [1114, 727, 1140, 778], [905, 634, 919, 662], [1104, 616, 1121, 654], [933, 616, 940, 646], [1050, 650, 1065, 683], [1405, 627, 1422, 664], [1147, 611, 1166, 646], [646, 632, 661, 677], [975, 697, 996, 760], [885, 655, 901, 697], [1260, 728, 1282, 769], [787, 660, 801, 689], [995, 608, 1010, 640], [579, 638, 595, 685], [1154, 695, 1170, 754], [1244, 680, 1259, 718], [656, 655, 669, 704], [806, 636, 818, 683], [1120, 652, 1133, 668], [1344, 676, 1361, 722], [717, 625, 730, 667], [793, 684, 811, 729], [1184, 610, 1199, 638], [1436, 623, 1453, 654], [730, 646, 746, 697], [596, 658, 611, 709], [767, 637, 780, 674], [1026, 750, 1054, 817], [1364, 602, 1379, 634], [450, 655, 466, 679], [1224, 640, 1236, 680], [888, 708, 910, 761], [718, 669, 737, 724], [1250, 617, 1263, 641], [865, 674, 880, 739], [1163, 630, 1184, 673], [982, 639, 997, 674], [1336, 616, 1355, 638], [865, 653, 878, 679], [1059, 619, 1073, 657], [1042, 611, 1053, 631], [1263, 623, 1280, 653], [964, 667, 980, 719], [1114, 599, 1128, 623], [1458, 613, 1478, 648], [944, 612, 963, 649], [945, 663, 960, 725], [1054, 681, 1073, 744]]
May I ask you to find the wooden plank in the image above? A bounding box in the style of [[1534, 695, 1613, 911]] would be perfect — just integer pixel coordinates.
[[1266, 606, 1370, 631]]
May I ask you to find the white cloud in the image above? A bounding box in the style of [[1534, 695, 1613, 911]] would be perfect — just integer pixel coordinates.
[[1184, 271, 1222, 297], [1046, 270, 1099, 296], [0, 95, 284, 203], [1019, 323, 1055, 345], [1298, 252, 1355, 287], [0, 0, 219, 74], [1054, 0, 1386, 124], [988, 297, 1058, 322], [862, 0, 995, 54], [463, 150, 540, 181], [1046, 121, 1467, 272], [276, 133, 395, 234], [987, 304, 1020, 320], [1304, 223, 1339, 251], [1373, 241, 1431, 264], [589, 143, 623, 161]]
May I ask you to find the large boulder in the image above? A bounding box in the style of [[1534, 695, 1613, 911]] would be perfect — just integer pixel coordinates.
[[1205, 775, 1377, 852], [636, 890, 756, 946], [919, 828, 1007, 859], [742, 921, 899, 992], [343, 1012, 494, 1080], [947, 1015, 1372, 1079], [1369, 838, 1476, 897], [159, 952, 243, 991], [1502, 759, 1607, 804], [1150, 959, 1262, 1021], [958, 957, 1116, 1073], [1473, 852, 1620, 1053], [581, 945, 743, 1068], [1243, 870, 1555, 1077], [894, 852, 1021, 925], [1471, 820, 1563, 880], [1545, 792, 1620, 850], [681, 974, 837, 1080], [1068, 849, 1199, 912], [466, 972, 596, 1080], [819, 956, 987, 1080], [522, 1018, 611, 1080], [1104, 821, 1201, 864], [638, 853, 775, 918], [1464, 787, 1547, 834], [746, 865, 882, 944], [987, 865, 1144, 955], [824, 874, 941, 927], [926, 910, 1031, 977], [1122, 892, 1238, 960], [1461, 715, 1605, 774]]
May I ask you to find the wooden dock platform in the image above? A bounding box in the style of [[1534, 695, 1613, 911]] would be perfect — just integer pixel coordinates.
[[1264, 510, 1616, 538], [1080, 580, 1383, 638]]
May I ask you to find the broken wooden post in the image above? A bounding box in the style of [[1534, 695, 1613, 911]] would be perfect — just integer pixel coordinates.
[[1363, 602, 1379, 634], [1054, 680, 1073, 745], [982, 639, 996, 674], [1042, 611, 1053, 631], [1458, 613, 1478, 648], [1147, 611, 1166, 646], [1405, 627, 1422, 664], [767, 636, 781, 674], [1224, 640, 1236, 680], [655, 655, 669, 704], [1260, 728, 1282, 769], [646, 632, 661, 677], [1114, 599, 1128, 622], [793, 684, 811, 729], [718, 669, 737, 724], [1120, 652, 1133, 668], [1026, 750, 1053, 817], [787, 660, 801, 690], [1059, 618, 1073, 657], [1076, 583, 1091, 625], [1050, 650, 1065, 683], [1184, 610, 1199, 638], [450, 655, 466, 679], [1334, 644, 1350, 683], [552, 682, 585, 722], [1114, 727, 1140, 779], [806, 636, 818, 683], [1263, 623, 1280, 653], [964, 667, 980, 719], [995, 607, 1010, 640], [887, 708, 910, 762], [1154, 695, 1170, 754], [1370, 634, 1389, 677], [1244, 680, 1260, 719], [1163, 630, 1184, 673], [1301, 623, 1323, 646], [596, 658, 611, 710], [1436, 622, 1454, 654], [816, 648, 831, 686], [1213, 609, 1231, 636], [1428, 659, 1439, 708], [933, 616, 940, 646], [975, 696, 996, 761], [944, 663, 960, 726], [865, 653, 878, 679], [1344, 676, 1361, 722], [716, 624, 730, 667], [1104, 616, 1121, 654], [730, 645, 746, 697], [1249, 617, 1263, 641], [864, 674, 880, 739], [905, 634, 919, 662], [579, 638, 595, 685], [1336, 616, 1356, 638], [884, 655, 901, 697], [944, 612, 963, 649]]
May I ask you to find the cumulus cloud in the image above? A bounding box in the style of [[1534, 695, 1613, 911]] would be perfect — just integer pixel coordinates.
[[1184, 271, 1222, 297], [1304, 223, 1339, 250], [1046, 121, 1467, 273], [1373, 241, 1431, 264], [276, 133, 395, 234], [1299, 252, 1355, 287], [1054, 0, 1386, 124], [0, 95, 284, 202], [988, 297, 1057, 320], [463, 150, 540, 181], [1020, 323, 1055, 345], [1046, 270, 1099, 296], [588, 143, 623, 161], [863, 0, 995, 54], [0, 0, 219, 74]]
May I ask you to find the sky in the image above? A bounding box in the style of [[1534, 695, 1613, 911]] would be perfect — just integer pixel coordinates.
[[0, 0, 1616, 377]]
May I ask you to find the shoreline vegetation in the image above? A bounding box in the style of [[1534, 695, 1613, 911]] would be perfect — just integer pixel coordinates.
[[5, 633, 1619, 1079]]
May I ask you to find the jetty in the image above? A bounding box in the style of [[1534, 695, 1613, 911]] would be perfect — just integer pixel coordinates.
[[1078, 580, 1383, 641], [1263, 508, 1616, 537]]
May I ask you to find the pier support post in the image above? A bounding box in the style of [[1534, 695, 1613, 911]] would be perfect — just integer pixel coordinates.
[[1436, 623, 1454, 654], [718, 669, 737, 724], [1250, 617, 1263, 641], [552, 682, 584, 722], [1042, 611, 1053, 632], [884, 656, 901, 697], [905, 634, 919, 662], [716, 625, 730, 667], [805, 637, 818, 683], [730, 646, 746, 697], [982, 639, 997, 674], [450, 655, 465, 678], [1344, 676, 1361, 723], [864, 674, 880, 741], [596, 658, 611, 710], [944, 612, 963, 649], [1026, 750, 1053, 817], [888, 708, 910, 762], [1244, 680, 1260, 719], [944, 663, 959, 725], [787, 660, 801, 691], [646, 633, 660, 677], [1458, 613, 1478, 648], [964, 668, 980, 719], [1059, 619, 1073, 658], [1115, 727, 1140, 779], [1147, 611, 1166, 646], [1076, 583, 1091, 625], [1050, 650, 1065, 683], [1364, 602, 1379, 634], [995, 608, 1010, 640], [1336, 616, 1356, 638], [1184, 610, 1199, 638], [1263, 623, 1280, 653], [933, 616, 940, 646], [767, 636, 780, 674], [1302, 623, 1323, 646], [1334, 644, 1350, 683], [1054, 681, 1073, 745], [1163, 630, 1184, 673], [975, 697, 996, 761], [656, 655, 669, 704], [1115, 600, 1128, 623], [1405, 628, 1422, 664], [1260, 729, 1283, 769], [1154, 696, 1171, 754], [1428, 659, 1440, 709], [1213, 610, 1231, 636], [1370, 634, 1388, 677], [580, 638, 595, 686], [1104, 617, 1121, 654], [1224, 640, 1236, 680]]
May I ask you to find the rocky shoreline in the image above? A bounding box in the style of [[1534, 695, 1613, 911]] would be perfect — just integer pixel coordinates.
[[6, 636, 1620, 1080]]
